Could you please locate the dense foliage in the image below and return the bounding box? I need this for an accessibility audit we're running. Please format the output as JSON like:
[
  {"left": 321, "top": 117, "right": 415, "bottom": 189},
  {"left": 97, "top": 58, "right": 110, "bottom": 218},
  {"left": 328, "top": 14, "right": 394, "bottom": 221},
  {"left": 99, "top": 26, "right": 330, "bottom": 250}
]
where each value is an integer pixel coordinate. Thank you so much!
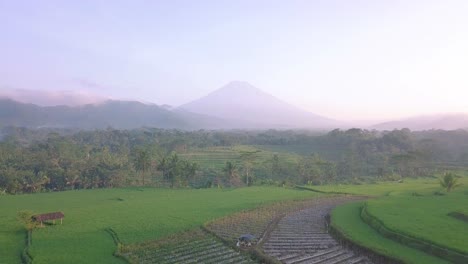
[{"left": 1, "top": 127, "right": 468, "bottom": 194}]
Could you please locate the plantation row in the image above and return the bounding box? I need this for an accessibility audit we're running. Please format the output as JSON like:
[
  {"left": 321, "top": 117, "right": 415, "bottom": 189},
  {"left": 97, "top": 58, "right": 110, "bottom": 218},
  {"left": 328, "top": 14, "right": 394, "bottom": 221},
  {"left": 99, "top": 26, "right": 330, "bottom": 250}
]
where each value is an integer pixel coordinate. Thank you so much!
[
  {"left": 205, "top": 198, "right": 340, "bottom": 245},
  {"left": 122, "top": 231, "right": 255, "bottom": 264},
  {"left": 120, "top": 196, "right": 366, "bottom": 264},
  {"left": 262, "top": 197, "right": 372, "bottom": 264}
]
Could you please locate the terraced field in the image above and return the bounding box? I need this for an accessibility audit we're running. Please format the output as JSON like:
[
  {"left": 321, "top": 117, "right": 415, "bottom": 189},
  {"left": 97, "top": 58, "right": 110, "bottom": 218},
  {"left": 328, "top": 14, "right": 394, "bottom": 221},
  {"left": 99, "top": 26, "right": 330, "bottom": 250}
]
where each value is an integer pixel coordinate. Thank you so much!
[
  {"left": 206, "top": 197, "right": 343, "bottom": 246},
  {"left": 123, "top": 231, "right": 255, "bottom": 264},
  {"left": 179, "top": 145, "right": 300, "bottom": 170},
  {"left": 262, "top": 198, "right": 372, "bottom": 264},
  {"left": 124, "top": 196, "right": 372, "bottom": 264}
]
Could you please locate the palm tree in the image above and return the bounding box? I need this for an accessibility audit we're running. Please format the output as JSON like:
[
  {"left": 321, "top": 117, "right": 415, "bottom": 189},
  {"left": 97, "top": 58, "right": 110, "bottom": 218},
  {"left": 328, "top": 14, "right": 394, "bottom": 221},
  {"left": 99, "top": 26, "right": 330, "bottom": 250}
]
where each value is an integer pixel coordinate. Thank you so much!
[
  {"left": 134, "top": 149, "right": 151, "bottom": 186},
  {"left": 223, "top": 161, "right": 240, "bottom": 186},
  {"left": 440, "top": 172, "right": 462, "bottom": 192}
]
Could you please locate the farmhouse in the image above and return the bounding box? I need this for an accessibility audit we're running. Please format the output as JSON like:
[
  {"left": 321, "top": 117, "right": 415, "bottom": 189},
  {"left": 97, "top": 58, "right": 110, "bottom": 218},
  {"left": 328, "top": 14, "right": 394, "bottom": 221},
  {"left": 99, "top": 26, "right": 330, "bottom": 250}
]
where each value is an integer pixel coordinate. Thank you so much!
[{"left": 33, "top": 212, "right": 64, "bottom": 227}]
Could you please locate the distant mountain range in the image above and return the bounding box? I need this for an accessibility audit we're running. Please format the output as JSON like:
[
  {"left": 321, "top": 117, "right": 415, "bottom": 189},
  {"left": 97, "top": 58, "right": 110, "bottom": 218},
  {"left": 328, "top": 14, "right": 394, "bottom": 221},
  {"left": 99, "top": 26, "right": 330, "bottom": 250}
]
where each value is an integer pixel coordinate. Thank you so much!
[
  {"left": 1, "top": 82, "right": 467, "bottom": 131},
  {"left": 0, "top": 82, "right": 343, "bottom": 130},
  {"left": 0, "top": 98, "right": 234, "bottom": 130}
]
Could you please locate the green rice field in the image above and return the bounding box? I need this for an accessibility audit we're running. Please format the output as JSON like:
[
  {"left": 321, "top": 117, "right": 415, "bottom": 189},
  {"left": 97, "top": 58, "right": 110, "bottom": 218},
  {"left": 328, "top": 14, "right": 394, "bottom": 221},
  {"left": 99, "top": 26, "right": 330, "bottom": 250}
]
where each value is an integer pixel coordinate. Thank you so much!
[{"left": 0, "top": 187, "right": 319, "bottom": 263}]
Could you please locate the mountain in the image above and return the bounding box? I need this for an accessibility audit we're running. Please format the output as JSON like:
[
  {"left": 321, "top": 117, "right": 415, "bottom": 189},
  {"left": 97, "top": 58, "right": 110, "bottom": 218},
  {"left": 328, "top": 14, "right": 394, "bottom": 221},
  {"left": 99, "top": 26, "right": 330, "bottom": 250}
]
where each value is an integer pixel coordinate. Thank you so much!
[
  {"left": 179, "top": 81, "right": 340, "bottom": 129},
  {"left": 372, "top": 113, "right": 468, "bottom": 131},
  {"left": 0, "top": 81, "right": 343, "bottom": 130},
  {"left": 0, "top": 99, "right": 228, "bottom": 130}
]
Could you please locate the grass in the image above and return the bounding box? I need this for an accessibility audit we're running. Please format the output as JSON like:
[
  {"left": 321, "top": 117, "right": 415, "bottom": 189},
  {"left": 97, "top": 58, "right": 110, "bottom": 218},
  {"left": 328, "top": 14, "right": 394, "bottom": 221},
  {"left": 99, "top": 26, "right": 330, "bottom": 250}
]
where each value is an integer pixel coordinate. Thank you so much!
[
  {"left": 179, "top": 145, "right": 301, "bottom": 170},
  {"left": 255, "top": 144, "right": 344, "bottom": 160},
  {"left": 308, "top": 177, "right": 444, "bottom": 196},
  {"left": 0, "top": 186, "right": 320, "bottom": 263},
  {"left": 366, "top": 190, "right": 468, "bottom": 255},
  {"left": 331, "top": 201, "right": 450, "bottom": 264},
  {"left": 325, "top": 175, "right": 468, "bottom": 262}
]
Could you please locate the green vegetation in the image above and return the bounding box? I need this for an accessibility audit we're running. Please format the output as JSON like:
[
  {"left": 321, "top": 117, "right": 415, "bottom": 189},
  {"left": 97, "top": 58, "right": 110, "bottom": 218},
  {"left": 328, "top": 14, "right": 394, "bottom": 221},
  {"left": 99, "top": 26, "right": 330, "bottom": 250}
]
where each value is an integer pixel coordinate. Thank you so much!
[
  {"left": 331, "top": 201, "right": 449, "bottom": 264},
  {"left": 0, "top": 186, "right": 319, "bottom": 263},
  {"left": 326, "top": 175, "right": 468, "bottom": 263},
  {"left": 366, "top": 192, "right": 468, "bottom": 256},
  {"left": 3, "top": 127, "right": 468, "bottom": 194},
  {"left": 439, "top": 172, "right": 462, "bottom": 192},
  {"left": 307, "top": 177, "right": 443, "bottom": 196},
  {"left": 3, "top": 127, "right": 468, "bottom": 263},
  {"left": 122, "top": 230, "right": 256, "bottom": 264},
  {"left": 180, "top": 145, "right": 300, "bottom": 170}
]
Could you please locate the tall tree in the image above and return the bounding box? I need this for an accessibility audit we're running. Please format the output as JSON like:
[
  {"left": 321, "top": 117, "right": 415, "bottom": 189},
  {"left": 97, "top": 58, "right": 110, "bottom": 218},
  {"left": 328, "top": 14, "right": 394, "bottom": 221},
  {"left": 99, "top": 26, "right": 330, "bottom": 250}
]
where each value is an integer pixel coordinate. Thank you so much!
[
  {"left": 270, "top": 154, "right": 281, "bottom": 179},
  {"left": 133, "top": 149, "right": 151, "bottom": 185},
  {"left": 239, "top": 150, "right": 260, "bottom": 186},
  {"left": 223, "top": 161, "right": 240, "bottom": 186}
]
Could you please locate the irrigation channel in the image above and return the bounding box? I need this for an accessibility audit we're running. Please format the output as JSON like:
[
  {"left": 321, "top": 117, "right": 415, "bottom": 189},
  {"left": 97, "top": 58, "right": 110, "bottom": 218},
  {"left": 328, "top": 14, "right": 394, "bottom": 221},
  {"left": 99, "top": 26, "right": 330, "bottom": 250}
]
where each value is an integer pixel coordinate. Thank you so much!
[{"left": 261, "top": 199, "right": 373, "bottom": 264}]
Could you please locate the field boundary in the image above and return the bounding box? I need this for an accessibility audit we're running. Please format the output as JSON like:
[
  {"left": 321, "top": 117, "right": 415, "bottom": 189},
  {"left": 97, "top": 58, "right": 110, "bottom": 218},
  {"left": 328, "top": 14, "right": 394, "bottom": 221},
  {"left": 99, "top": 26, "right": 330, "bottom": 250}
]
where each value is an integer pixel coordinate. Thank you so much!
[
  {"left": 295, "top": 185, "right": 355, "bottom": 195},
  {"left": 105, "top": 228, "right": 132, "bottom": 263},
  {"left": 448, "top": 211, "right": 468, "bottom": 223},
  {"left": 327, "top": 201, "right": 404, "bottom": 264},
  {"left": 202, "top": 218, "right": 282, "bottom": 264},
  {"left": 20, "top": 231, "right": 33, "bottom": 264},
  {"left": 361, "top": 204, "right": 468, "bottom": 264}
]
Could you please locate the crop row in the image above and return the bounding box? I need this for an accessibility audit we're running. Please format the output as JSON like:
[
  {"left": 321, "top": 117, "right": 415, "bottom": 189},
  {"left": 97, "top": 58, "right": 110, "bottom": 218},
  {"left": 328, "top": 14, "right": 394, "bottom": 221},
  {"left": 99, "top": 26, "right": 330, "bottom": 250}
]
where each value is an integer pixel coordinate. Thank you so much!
[
  {"left": 262, "top": 198, "right": 372, "bottom": 264},
  {"left": 206, "top": 196, "right": 356, "bottom": 246},
  {"left": 123, "top": 233, "right": 255, "bottom": 264}
]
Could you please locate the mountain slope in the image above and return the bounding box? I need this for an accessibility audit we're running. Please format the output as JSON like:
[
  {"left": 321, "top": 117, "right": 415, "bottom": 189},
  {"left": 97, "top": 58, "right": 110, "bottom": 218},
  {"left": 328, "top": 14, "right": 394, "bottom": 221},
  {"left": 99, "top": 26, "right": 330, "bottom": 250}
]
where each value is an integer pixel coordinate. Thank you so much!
[
  {"left": 0, "top": 99, "right": 225, "bottom": 130},
  {"left": 0, "top": 88, "right": 106, "bottom": 106},
  {"left": 179, "top": 81, "right": 340, "bottom": 129},
  {"left": 372, "top": 113, "right": 468, "bottom": 131}
]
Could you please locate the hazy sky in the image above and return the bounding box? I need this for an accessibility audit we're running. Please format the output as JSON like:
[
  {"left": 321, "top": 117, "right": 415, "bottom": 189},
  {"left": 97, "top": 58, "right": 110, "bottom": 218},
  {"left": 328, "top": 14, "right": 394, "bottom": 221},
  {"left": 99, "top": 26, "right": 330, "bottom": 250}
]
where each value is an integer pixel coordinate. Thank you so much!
[{"left": 1, "top": 0, "right": 468, "bottom": 121}]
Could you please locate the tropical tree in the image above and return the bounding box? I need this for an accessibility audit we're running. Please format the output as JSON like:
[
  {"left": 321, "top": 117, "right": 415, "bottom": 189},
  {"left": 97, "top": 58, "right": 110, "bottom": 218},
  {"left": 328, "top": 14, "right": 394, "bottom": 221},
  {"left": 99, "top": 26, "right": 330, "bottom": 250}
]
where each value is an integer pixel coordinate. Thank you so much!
[
  {"left": 270, "top": 154, "right": 281, "bottom": 178},
  {"left": 180, "top": 160, "right": 198, "bottom": 187},
  {"left": 440, "top": 172, "right": 462, "bottom": 192},
  {"left": 157, "top": 153, "right": 181, "bottom": 187},
  {"left": 239, "top": 150, "right": 261, "bottom": 186},
  {"left": 133, "top": 149, "right": 151, "bottom": 185},
  {"left": 223, "top": 161, "right": 241, "bottom": 186}
]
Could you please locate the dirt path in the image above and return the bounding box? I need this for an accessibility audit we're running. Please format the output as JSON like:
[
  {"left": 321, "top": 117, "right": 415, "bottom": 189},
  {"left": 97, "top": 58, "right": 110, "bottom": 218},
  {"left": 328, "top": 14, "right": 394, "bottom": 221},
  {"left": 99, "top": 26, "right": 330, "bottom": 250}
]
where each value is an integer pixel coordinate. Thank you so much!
[{"left": 261, "top": 197, "right": 372, "bottom": 264}]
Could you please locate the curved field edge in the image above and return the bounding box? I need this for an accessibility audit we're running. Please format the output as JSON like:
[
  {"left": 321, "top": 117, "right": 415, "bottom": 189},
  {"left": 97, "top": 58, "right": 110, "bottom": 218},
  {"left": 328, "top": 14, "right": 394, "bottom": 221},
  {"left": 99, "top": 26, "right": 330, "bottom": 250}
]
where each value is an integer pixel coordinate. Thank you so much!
[
  {"left": 203, "top": 197, "right": 359, "bottom": 264},
  {"left": 365, "top": 194, "right": 468, "bottom": 257},
  {"left": 448, "top": 211, "right": 468, "bottom": 223},
  {"left": 0, "top": 187, "right": 322, "bottom": 264},
  {"left": 295, "top": 178, "right": 442, "bottom": 197},
  {"left": 118, "top": 196, "right": 357, "bottom": 264},
  {"left": 330, "top": 201, "right": 450, "bottom": 264},
  {"left": 361, "top": 204, "right": 468, "bottom": 263}
]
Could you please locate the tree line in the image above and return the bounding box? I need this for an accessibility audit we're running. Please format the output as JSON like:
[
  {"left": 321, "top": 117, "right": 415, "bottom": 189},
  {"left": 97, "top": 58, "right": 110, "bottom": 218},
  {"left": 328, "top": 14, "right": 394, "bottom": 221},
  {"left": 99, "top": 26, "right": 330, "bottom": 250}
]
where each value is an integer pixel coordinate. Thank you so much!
[{"left": 1, "top": 127, "right": 468, "bottom": 194}]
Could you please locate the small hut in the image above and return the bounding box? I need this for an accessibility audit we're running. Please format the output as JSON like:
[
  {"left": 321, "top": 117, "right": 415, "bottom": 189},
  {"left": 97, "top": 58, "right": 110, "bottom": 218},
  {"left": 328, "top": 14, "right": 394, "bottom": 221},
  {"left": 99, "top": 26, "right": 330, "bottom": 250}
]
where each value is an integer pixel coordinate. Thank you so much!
[{"left": 33, "top": 212, "right": 64, "bottom": 227}]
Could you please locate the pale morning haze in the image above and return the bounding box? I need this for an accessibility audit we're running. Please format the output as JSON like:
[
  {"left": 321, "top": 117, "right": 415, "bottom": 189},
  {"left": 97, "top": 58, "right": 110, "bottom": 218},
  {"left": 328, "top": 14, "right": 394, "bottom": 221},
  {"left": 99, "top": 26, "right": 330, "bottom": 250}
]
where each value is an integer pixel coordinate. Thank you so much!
[{"left": 1, "top": 0, "right": 468, "bottom": 121}]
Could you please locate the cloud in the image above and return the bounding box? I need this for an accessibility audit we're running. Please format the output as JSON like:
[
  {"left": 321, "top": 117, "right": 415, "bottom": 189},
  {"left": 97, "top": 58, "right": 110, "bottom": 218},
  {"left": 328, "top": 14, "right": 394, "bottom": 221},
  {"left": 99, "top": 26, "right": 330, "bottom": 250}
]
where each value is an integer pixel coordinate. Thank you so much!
[{"left": 0, "top": 87, "right": 108, "bottom": 106}]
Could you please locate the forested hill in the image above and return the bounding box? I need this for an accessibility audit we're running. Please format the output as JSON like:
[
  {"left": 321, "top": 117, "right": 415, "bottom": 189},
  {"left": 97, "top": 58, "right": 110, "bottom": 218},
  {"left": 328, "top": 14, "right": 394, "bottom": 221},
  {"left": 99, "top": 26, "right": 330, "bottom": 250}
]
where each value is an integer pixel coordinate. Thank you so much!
[{"left": 0, "top": 98, "right": 228, "bottom": 130}]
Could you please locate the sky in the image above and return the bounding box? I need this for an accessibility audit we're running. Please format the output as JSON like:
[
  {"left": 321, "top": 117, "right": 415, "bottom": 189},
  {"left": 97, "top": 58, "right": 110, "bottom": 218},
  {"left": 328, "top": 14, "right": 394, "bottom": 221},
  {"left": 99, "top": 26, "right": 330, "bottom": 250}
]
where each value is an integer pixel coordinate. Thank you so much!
[{"left": 1, "top": 0, "right": 468, "bottom": 121}]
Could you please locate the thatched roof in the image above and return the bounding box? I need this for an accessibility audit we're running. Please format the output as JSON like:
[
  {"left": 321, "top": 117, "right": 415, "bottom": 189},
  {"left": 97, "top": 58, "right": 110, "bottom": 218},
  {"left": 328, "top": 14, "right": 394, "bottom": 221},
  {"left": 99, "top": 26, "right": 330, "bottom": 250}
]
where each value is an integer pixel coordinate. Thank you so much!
[{"left": 33, "top": 212, "right": 64, "bottom": 222}]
